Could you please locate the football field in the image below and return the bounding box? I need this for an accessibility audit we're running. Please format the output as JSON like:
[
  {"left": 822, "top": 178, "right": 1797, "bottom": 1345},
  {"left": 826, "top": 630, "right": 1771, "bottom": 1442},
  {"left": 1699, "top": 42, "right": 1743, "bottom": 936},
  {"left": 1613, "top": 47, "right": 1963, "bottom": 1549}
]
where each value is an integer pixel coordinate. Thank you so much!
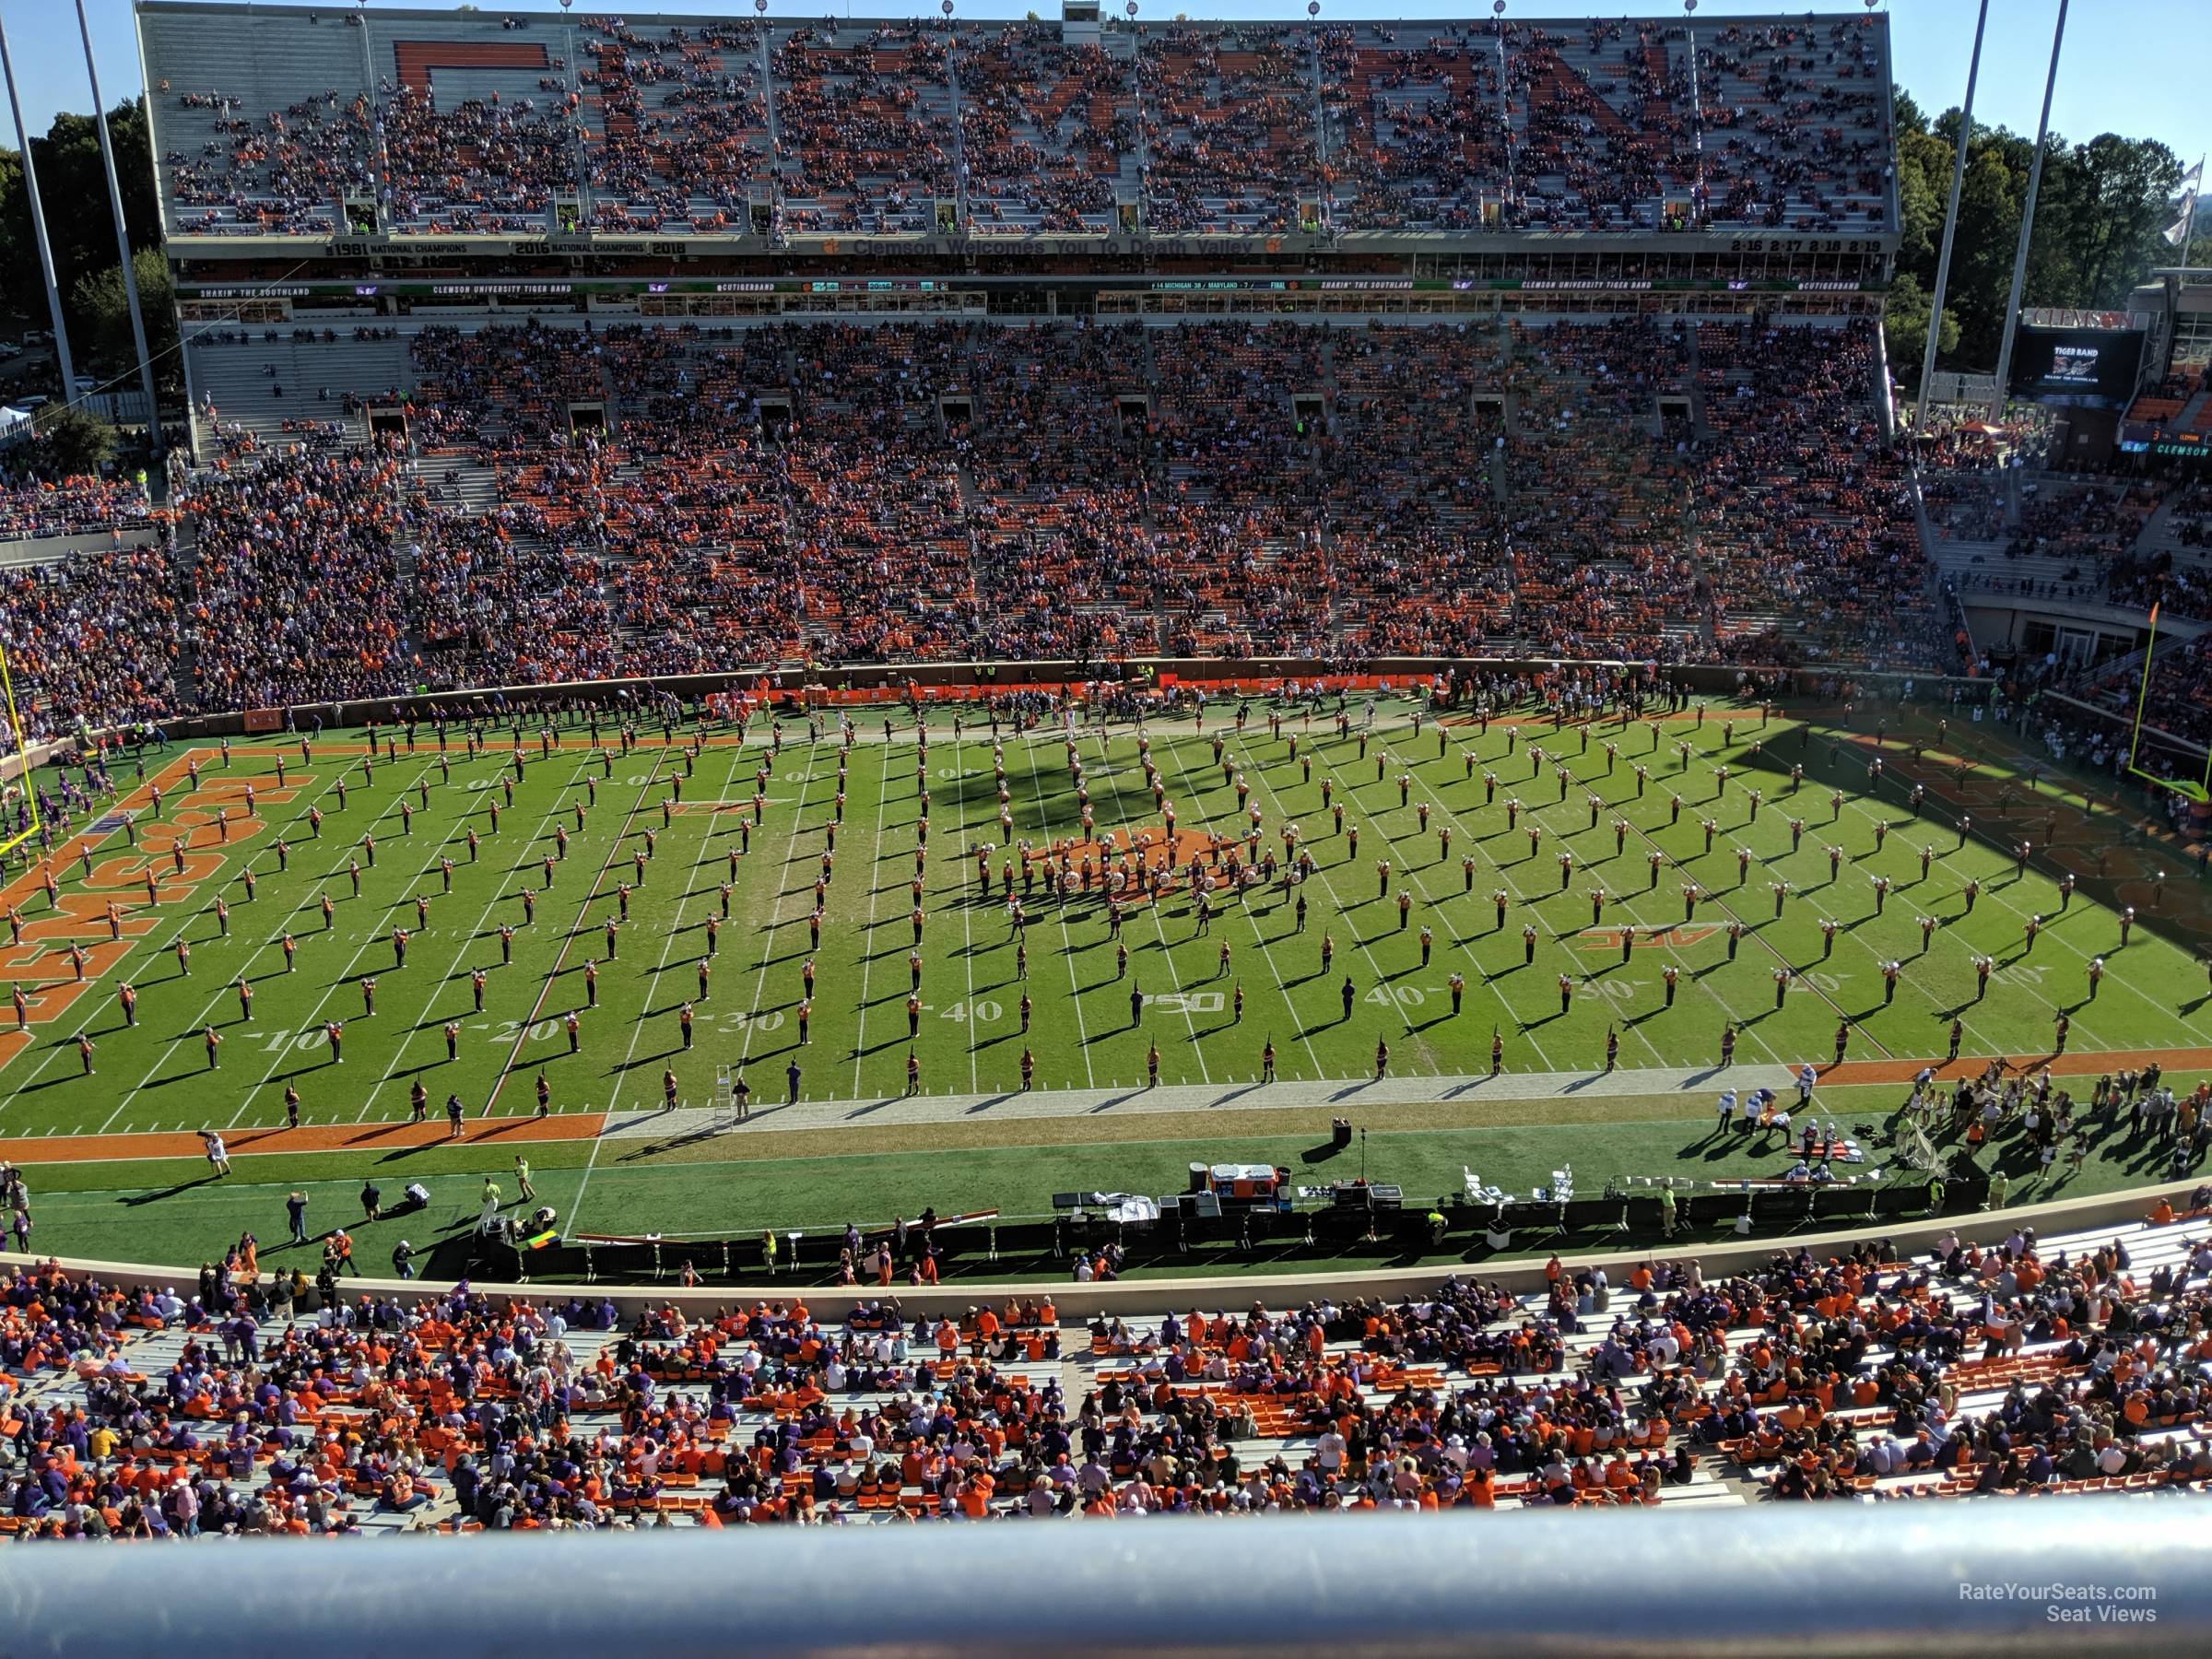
[
  {"left": 4, "top": 691, "right": 2212, "bottom": 1270},
  {"left": 3, "top": 697, "right": 2209, "bottom": 1137}
]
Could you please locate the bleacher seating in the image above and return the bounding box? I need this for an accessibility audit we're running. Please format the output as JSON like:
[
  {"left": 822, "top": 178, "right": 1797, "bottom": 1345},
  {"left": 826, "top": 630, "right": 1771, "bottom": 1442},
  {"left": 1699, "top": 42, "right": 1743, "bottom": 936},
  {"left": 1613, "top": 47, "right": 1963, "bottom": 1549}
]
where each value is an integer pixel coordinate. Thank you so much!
[
  {"left": 137, "top": 6, "right": 1894, "bottom": 241},
  {"left": 6, "top": 1180, "right": 2208, "bottom": 1533},
  {"left": 0, "top": 311, "right": 1937, "bottom": 725}
]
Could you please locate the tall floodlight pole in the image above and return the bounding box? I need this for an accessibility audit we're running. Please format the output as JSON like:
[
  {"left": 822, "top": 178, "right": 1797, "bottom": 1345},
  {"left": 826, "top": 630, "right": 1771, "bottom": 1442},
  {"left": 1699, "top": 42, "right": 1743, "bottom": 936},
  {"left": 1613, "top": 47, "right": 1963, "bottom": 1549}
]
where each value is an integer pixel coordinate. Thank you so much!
[
  {"left": 75, "top": 0, "right": 159, "bottom": 425},
  {"left": 1990, "top": 0, "right": 2067, "bottom": 418},
  {"left": 1909, "top": 0, "right": 1989, "bottom": 437},
  {"left": 1127, "top": 2, "right": 1148, "bottom": 231},
  {"left": 1494, "top": 2, "right": 1513, "bottom": 214},
  {"left": 0, "top": 3, "right": 77, "bottom": 400},
  {"left": 1308, "top": 1, "right": 1326, "bottom": 232},
  {"left": 944, "top": 0, "right": 964, "bottom": 235},
  {"left": 1685, "top": 0, "right": 1705, "bottom": 226}
]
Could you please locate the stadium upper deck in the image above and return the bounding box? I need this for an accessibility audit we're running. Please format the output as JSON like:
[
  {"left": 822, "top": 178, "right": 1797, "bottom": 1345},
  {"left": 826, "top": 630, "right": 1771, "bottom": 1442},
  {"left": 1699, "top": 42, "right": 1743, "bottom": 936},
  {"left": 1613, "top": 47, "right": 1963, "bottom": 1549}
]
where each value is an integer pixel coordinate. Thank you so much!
[{"left": 137, "top": 3, "right": 1897, "bottom": 256}]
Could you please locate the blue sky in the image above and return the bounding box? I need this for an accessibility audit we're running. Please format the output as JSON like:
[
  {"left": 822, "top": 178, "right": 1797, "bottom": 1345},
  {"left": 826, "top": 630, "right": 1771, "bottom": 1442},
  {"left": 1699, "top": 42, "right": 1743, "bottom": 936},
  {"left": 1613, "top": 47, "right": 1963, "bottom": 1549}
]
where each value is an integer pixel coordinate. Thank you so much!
[{"left": 4, "top": 0, "right": 2207, "bottom": 170}]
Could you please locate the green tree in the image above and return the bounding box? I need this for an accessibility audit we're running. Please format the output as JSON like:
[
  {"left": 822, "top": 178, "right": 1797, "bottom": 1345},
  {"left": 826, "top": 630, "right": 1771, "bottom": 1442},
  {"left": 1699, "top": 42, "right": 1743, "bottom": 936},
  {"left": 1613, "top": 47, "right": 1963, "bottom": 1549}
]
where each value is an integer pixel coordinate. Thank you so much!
[
  {"left": 31, "top": 403, "right": 115, "bottom": 475},
  {"left": 1946, "top": 140, "right": 2028, "bottom": 367},
  {"left": 71, "top": 248, "right": 177, "bottom": 391},
  {"left": 23, "top": 103, "right": 161, "bottom": 301},
  {"left": 2056, "top": 135, "right": 2183, "bottom": 308},
  {"left": 1885, "top": 92, "right": 2187, "bottom": 373},
  {"left": 0, "top": 100, "right": 160, "bottom": 349},
  {"left": 1884, "top": 271, "right": 1959, "bottom": 390},
  {"left": 1890, "top": 90, "right": 1949, "bottom": 279}
]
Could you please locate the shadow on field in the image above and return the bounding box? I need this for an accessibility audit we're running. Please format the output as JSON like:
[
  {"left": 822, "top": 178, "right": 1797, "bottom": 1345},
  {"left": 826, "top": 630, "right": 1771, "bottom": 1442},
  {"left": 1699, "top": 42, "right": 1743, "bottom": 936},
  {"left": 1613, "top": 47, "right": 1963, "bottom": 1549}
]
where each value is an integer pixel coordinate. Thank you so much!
[{"left": 121, "top": 1174, "right": 221, "bottom": 1206}]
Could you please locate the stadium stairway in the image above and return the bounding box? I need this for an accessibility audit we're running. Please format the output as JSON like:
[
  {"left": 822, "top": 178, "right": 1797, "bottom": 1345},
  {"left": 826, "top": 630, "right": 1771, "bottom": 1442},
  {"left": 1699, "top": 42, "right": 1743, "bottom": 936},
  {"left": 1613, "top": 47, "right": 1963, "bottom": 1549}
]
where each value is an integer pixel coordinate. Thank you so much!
[
  {"left": 169, "top": 517, "right": 205, "bottom": 700},
  {"left": 1681, "top": 323, "right": 1713, "bottom": 447},
  {"left": 2131, "top": 487, "right": 2212, "bottom": 575},
  {"left": 189, "top": 333, "right": 415, "bottom": 451}
]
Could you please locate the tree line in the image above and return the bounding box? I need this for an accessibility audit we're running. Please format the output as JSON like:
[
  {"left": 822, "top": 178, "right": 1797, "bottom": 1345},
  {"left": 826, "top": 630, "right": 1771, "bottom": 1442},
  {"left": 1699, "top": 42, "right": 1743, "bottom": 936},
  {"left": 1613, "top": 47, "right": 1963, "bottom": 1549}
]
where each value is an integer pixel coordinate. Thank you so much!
[
  {"left": 0, "top": 98, "right": 174, "bottom": 406},
  {"left": 1888, "top": 88, "right": 2206, "bottom": 392}
]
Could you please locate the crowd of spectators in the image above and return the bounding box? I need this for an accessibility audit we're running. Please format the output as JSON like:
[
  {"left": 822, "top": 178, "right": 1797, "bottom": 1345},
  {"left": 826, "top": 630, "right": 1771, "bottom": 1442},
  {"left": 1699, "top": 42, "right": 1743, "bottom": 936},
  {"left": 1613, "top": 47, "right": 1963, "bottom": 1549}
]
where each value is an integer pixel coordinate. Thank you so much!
[
  {"left": 583, "top": 18, "right": 770, "bottom": 234},
  {"left": 2160, "top": 482, "right": 2212, "bottom": 555},
  {"left": 0, "top": 547, "right": 182, "bottom": 741},
  {"left": 956, "top": 23, "right": 1127, "bottom": 234},
  {"left": 963, "top": 322, "right": 1156, "bottom": 662},
  {"left": 180, "top": 442, "right": 417, "bottom": 710},
  {"left": 0, "top": 458, "right": 157, "bottom": 547},
  {"left": 4, "top": 1182, "right": 2208, "bottom": 1535},
  {"left": 772, "top": 23, "right": 957, "bottom": 236},
  {"left": 1499, "top": 316, "right": 1696, "bottom": 661},
  {"left": 1912, "top": 434, "right": 2205, "bottom": 620},
  {"left": 142, "top": 10, "right": 1892, "bottom": 241},
  {"left": 1692, "top": 319, "right": 1933, "bottom": 671},
  {"left": 0, "top": 313, "right": 1951, "bottom": 719},
  {"left": 1322, "top": 323, "right": 1510, "bottom": 654}
]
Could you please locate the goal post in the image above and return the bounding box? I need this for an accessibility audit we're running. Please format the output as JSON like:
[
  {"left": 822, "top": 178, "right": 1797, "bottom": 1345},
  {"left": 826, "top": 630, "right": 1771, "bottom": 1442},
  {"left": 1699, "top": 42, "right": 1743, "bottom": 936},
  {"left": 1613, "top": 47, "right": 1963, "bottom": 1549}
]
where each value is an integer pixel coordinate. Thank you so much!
[
  {"left": 0, "top": 635, "right": 42, "bottom": 860},
  {"left": 2125, "top": 603, "right": 2212, "bottom": 804}
]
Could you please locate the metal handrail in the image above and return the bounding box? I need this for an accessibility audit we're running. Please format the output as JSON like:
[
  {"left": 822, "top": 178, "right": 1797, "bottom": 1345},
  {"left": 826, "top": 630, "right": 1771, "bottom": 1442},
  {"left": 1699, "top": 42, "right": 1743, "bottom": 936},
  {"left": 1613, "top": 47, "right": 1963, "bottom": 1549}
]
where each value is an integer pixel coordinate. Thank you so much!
[{"left": 1, "top": 1501, "right": 2204, "bottom": 1655}]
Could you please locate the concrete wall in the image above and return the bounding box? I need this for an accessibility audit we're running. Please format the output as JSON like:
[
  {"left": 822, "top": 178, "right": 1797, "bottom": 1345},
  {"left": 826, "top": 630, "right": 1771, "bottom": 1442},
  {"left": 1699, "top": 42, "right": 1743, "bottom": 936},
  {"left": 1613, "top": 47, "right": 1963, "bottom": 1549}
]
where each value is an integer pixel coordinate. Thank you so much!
[
  {"left": 0, "top": 525, "right": 160, "bottom": 570},
  {"left": 6, "top": 1171, "right": 2196, "bottom": 1325}
]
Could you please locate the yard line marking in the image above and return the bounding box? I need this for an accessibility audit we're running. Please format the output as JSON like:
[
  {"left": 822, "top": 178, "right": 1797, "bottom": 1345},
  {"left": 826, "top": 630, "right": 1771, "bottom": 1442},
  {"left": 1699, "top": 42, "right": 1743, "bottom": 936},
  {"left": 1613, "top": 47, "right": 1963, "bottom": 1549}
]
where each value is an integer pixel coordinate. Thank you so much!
[
  {"left": 76, "top": 757, "right": 433, "bottom": 1134},
  {"left": 191, "top": 762, "right": 453, "bottom": 1131},
  {"left": 1653, "top": 720, "right": 2120, "bottom": 1059},
  {"left": 1326, "top": 727, "right": 1600, "bottom": 1065},
  {"left": 1074, "top": 724, "right": 1210, "bottom": 1084},
  {"left": 486, "top": 742, "right": 705, "bottom": 1116},
  {"left": 947, "top": 726, "right": 982, "bottom": 1094},
  {"left": 848, "top": 730, "right": 897, "bottom": 1098},
  {"left": 1149, "top": 722, "right": 1318, "bottom": 1080},
  {"left": 600, "top": 736, "right": 749, "bottom": 1112},
  {"left": 357, "top": 758, "right": 601, "bottom": 1115},
  {"left": 1477, "top": 755, "right": 1787, "bottom": 1072},
  {"left": 735, "top": 734, "right": 820, "bottom": 1091},
  {"left": 562, "top": 1123, "right": 610, "bottom": 1240},
  {"left": 1237, "top": 716, "right": 1558, "bottom": 1072},
  {"left": 1014, "top": 728, "right": 1098, "bottom": 1088},
  {"left": 1808, "top": 729, "right": 2194, "bottom": 1040},
  {"left": 1376, "top": 712, "right": 1792, "bottom": 1073}
]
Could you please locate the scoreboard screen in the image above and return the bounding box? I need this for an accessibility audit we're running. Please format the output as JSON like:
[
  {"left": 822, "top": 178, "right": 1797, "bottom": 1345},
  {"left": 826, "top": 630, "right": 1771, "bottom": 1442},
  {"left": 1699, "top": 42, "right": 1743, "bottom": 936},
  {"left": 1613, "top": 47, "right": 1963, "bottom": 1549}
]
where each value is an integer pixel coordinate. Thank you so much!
[{"left": 2006, "top": 326, "right": 2146, "bottom": 409}]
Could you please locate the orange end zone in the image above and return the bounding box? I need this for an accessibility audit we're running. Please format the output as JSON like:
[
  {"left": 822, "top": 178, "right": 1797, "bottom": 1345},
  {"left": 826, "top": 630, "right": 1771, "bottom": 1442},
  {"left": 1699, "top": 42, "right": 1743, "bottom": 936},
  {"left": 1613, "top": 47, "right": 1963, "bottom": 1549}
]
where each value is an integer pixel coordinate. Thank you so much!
[{"left": 0, "top": 1111, "right": 606, "bottom": 1167}]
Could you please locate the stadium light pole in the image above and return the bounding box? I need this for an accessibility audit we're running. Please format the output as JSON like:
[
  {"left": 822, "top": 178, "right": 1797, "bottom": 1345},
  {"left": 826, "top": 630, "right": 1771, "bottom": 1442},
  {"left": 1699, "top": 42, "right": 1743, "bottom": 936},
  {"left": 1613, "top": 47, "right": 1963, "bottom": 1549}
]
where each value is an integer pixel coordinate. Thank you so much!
[
  {"left": 943, "top": 0, "right": 964, "bottom": 236},
  {"left": 1908, "top": 0, "right": 1988, "bottom": 438},
  {"left": 1127, "top": 2, "right": 1148, "bottom": 231},
  {"left": 1308, "top": 1, "right": 1326, "bottom": 234},
  {"left": 74, "top": 0, "right": 159, "bottom": 427},
  {"left": 1989, "top": 0, "right": 2067, "bottom": 421},
  {"left": 1684, "top": 0, "right": 1705, "bottom": 227},
  {"left": 1494, "top": 1, "right": 1513, "bottom": 215},
  {"left": 0, "top": 2, "right": 76, "bottom": 401}
]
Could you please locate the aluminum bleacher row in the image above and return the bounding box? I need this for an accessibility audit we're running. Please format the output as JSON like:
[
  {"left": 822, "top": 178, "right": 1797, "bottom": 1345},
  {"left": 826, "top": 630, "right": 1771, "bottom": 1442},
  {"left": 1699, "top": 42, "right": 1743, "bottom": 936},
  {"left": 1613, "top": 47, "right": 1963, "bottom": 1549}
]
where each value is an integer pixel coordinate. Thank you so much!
[
  {"left": 137, "top": 4, "right": 1895, "bottom": 240},
  {"left": 4, "top": 1197, "right": 2207, "bottom": 1535}
]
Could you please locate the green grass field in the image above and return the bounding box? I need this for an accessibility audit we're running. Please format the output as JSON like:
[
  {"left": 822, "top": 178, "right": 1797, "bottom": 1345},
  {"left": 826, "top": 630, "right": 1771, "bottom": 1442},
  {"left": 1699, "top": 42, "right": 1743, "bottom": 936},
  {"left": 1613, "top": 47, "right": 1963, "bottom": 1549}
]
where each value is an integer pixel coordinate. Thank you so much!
[{"left": 6, "top": 692, "right": 2210, "bottom": 1271}]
